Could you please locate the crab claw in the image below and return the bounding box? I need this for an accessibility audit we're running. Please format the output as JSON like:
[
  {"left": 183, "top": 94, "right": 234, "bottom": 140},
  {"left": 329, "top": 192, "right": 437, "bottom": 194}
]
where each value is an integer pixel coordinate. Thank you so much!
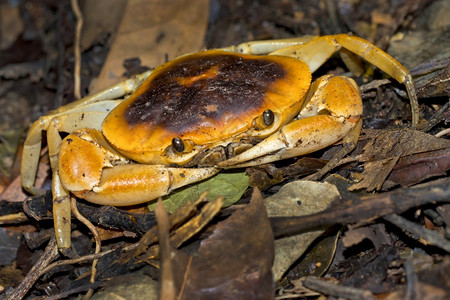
[
  {"left": 218, "top": 75, "right": 362, "bottom": 168},
  {"left": 74, "top": 164, "right": 219, "bottom": 206},
  {"left": 58, "top": 130, "right": 219, "bottom": 206}
]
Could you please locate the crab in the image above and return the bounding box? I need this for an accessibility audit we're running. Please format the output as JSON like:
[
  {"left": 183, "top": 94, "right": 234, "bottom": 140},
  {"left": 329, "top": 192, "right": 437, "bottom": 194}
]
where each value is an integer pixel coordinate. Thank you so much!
[{"left": 21, "top": 34, "right": 419, "bottom": 249}]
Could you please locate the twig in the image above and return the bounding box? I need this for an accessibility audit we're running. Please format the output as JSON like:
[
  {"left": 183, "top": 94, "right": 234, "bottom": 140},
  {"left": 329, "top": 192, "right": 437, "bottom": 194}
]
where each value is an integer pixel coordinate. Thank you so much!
[
  {"left": 38, "top": 248, "right": 115, "bottom": 277},
  {"left": 383, "top": 213, "right": 450, "bottom": 252},
  {"left": 405, "top": 260, "right": 419, "bottom": 300},
  {"left": 71, "top": 0, "right": 83, "bottom": 99},
  {"left": 435, "top": 128, "right": 450, "bottom": 138},
  {"left": 270, "top": 177, "right": 450, "bottom": 237},
  {"left": 70, "top": 197, "right": 101, "bottom": 299},
  {"left": 419, "top": 101, "right": 450, "bottom": 133},
  {"left": 301, "top": 276, "right": 376, "bottom": 300},
  {"left": 7, "top": 235, "right": 59, "bottom": 300},
  {"left": 0, "top": 212, "right": 28, "bottom": 224}
]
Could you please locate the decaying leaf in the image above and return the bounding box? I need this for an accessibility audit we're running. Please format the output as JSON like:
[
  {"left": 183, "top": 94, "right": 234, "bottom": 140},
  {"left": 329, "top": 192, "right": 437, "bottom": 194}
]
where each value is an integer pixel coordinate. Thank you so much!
[
  {"left": 342, "top": 223, "right": 391, "bottom": 251},
  {"left": 247, "top": 158, "right": 326, "bottom": 190},
  {"left": 157, "top": 189, "right": 274, "bottom": 300},
  {"left": 264, "top": 180, "right": 340, "bottom": 281},
  {"left": 148, "top": 171, "right": 249, "bottom": 213},
  {"left": 90, "top": 268, "right": 159, "bottom": 300},
  {"left": 384, "top": 148, "right": 450, "bottom": 188},
  {"left": 350, "top": 129, "right": 450, "bottom": 191},
  {"left": 79, "top": 0, "right": 127, "bottom": 51},
  {"left": 288, "top": 226, "right": 341, "bottom": 278},
  {"left": 92, "top": 0, "right": 209, "bottom": 92},
  {"left": 1, "top": 162, "right": 49, "bottom": 203},
  {"left": 350, "top": 156, "right": 400, "bottom": 191},
  {"left": 142, "top": 196, "right": 224, "bottom": 263}
]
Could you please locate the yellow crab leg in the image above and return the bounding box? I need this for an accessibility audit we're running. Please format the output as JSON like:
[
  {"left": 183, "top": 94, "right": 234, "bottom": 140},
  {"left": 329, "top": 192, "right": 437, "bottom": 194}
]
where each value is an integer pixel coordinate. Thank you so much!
[
  {"left": 222, "top": 34, "right": 418, "bottom": 127},
  {"left": 52, "top": 71, "right": 151, "bottom": 113},
  {"left": 21, "top": 70, "right": 152, "bottom": 195},
  {"left": 21, "top": 101, "right": 120, "bottom": 195},
  {"left": 219, "top": 36, "right": 317, "bottom": 54},
  {"left": 218, "top": 75, "right": 363, "bottom": 168},
  {"left": 270, "top": 34, "right": 419, "bottom": 126}
]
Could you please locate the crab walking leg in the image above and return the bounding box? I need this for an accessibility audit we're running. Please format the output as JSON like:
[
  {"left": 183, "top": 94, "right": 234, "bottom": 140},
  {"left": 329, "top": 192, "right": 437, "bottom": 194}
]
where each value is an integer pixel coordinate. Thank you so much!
[
  {"left": 219, "top": 36, "right": 317, "bottom": 54},
  {"left": 218, "top": 75, "right": 363, "bottom": 168},
  {"left": 52, "top": 70, "right": 151, "bottom": 113},
  {"left": 47, "top": 119, "right": 72, "bottom": 248},
  {"left": 270, "top": 34, "right": 419, "bottom": 126},
  {"left": 21, "top": 68, "right": 151, "bottom": 194},
  {"left": 45, "top": 117, "right": 122, "bottom": 249},
  {"left": 21, "top": 101, "right": 120, "bottom": 195}
]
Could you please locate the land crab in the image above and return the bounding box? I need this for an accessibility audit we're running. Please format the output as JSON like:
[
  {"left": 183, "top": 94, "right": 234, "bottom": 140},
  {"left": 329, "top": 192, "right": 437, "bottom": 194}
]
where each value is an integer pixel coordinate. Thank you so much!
[{"left": 21, "top": 34, "right": 419, "bottom": 249}]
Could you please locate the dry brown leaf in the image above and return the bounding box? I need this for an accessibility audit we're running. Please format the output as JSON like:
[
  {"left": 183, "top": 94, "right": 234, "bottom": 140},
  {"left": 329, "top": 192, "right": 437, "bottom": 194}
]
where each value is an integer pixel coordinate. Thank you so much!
[
  {"left": 0, "top": 162, "right": 49, "bottom": 202},
  {"left": 91, "top": 0, "right": 209, "bottom": 92},
  {"left": 80, "top": 0, "right": 127, "bottom": 51},
  {"left": 0, "top": 3, "right": 24, "bottom": 50},
  {"left": 349, "top": 156, "right": 399, "bottom": 191},
  {"left": 157, "top": 189, "right": 275, "bottom": 300},
  {"left": 384, "top": 148, "right": 450, "bottom": 188},
  {"left": 342, "top": 224, "right": 391, "bottom": 251},
  {"left": 350, "top": 129, "right": 450, "bottom": 191},
  {"left": 90, "top": 268, "right": 159, "bottom": 300},
  {"left": 357, "top": 129, "right": 450, "bottom": 161}
]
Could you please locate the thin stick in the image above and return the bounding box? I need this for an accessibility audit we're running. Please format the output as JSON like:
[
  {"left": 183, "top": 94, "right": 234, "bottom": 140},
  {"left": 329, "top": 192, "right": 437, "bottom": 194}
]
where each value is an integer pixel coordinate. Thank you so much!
[
  {"left": 8, "top": 235, "right": 59, "bottom": 300},
  {"left": 38, "top": 248, "right": 115, "bottom": 277},
  {"left": 384, "top": 213, "right": 450, "bottom": 252},
  {"left": 301, "top": 276, "right": 376, "bottom": 300},
  {"left": 71, "top": 0, "right": 83, "bottom": 99},
  {"left": 71, "top": 197, "right": 101, "bottom": 299}
]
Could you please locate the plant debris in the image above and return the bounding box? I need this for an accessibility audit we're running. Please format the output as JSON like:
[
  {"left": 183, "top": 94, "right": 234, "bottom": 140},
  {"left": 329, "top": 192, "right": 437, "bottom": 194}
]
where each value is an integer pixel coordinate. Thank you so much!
[{"left": 0, "top": 0, "right": 448, "bottom": 299}]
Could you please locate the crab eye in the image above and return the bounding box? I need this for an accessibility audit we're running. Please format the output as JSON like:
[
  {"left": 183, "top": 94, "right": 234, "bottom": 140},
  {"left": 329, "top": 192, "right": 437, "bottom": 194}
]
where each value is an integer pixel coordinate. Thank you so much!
[
  {"left": 172, "top": 137, "right": 185, "bottom": 153},
  {"left": 263, "top": 109, "right": 274, "bottom": 126}
]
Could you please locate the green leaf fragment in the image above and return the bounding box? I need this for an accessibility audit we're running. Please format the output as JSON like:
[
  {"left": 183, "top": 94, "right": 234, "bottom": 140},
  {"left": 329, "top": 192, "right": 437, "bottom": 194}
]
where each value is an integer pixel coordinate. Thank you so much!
[{"left": 147, "top": 171, "right": 249, "bottom": 213}]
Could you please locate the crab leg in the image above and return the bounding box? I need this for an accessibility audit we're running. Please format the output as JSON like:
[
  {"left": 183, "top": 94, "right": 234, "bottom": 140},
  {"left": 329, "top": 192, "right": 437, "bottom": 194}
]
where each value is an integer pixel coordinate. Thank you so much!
[
  {"left": 272, "top": 34, "right": 418, "bottom": 127},
  {"left": 21, "top": 101, "right": 120, "bottom": 195},
  {"left": 53, "top": 70, "right": 151, "bottom": 113},
  {"left": 224, "top": 34, "right": 419, "bottom": 127},
  {"left": 220, "top": 36, "right": 316, "bottom": 54},
  {"left": 21, "top": 71, "right": 152, "bottom": 195},
  {"left": 218, "top": 75, "right": 363, "bottom": 168},
  {"left": 50, "top": 129, "right": 218, "bottom": 248}
]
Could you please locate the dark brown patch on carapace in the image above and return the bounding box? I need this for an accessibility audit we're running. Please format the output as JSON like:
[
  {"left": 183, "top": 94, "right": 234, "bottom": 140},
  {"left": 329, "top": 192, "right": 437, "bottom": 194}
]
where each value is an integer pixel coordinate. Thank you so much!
[{"left": 125, "top": 51, "right": 287, "bottom": 132}]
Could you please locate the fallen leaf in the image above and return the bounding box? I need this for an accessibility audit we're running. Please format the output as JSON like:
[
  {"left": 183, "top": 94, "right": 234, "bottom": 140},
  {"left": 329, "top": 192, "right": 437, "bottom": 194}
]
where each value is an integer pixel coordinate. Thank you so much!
[
  {"left": 148, "top": 171, "right": 249, "bottom": 213},
  {"left": 349, "top": 156, "right": 399, "bottom": 191},
  {"left": 350, "top": 129, "right": 450, "bottom": 191},
  {"left": 143, "top": 196, "right": 224, "bottom": 262},
  {"left": 91, "top": 0, "right": 209, "bottom": 92},
  {"left": 288, "top": 227, "right": 341, "bottom": 278},
  {"left": 357, "top": 129, "right": 450, "bottom": 161},
  {"left": 384, "top": 148, "right": 450, "bottom": 188},
  {"left": 90, "top": 268, "right": 159, "bottom": 300},
  {"left": 157, "top": 189, "right": 275, "bottom": 300},
  {"left": 0, "top": 3, "right": 24, "bottom": 50},
  {"left": 342, "top": 223, "right": 391, "bottom": 251},
  {"left": 0, "top": 162, "right": 49, "bottom": 203},
  {"left": 0, "top": 227, "right": 22, "bottom": 266},
  {"left": 264, "top": 180, "right": 339, "bottom": 281},
  {"left": 80, "top": 0, "right": 127, "bottom": 51}
]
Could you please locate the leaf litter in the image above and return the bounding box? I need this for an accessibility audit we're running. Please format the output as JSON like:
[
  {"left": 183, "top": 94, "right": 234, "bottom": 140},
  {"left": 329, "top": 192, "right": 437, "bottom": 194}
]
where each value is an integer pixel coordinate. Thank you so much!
[{"left": 0, "top": 0, "right": 449, "bottom": 299}]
